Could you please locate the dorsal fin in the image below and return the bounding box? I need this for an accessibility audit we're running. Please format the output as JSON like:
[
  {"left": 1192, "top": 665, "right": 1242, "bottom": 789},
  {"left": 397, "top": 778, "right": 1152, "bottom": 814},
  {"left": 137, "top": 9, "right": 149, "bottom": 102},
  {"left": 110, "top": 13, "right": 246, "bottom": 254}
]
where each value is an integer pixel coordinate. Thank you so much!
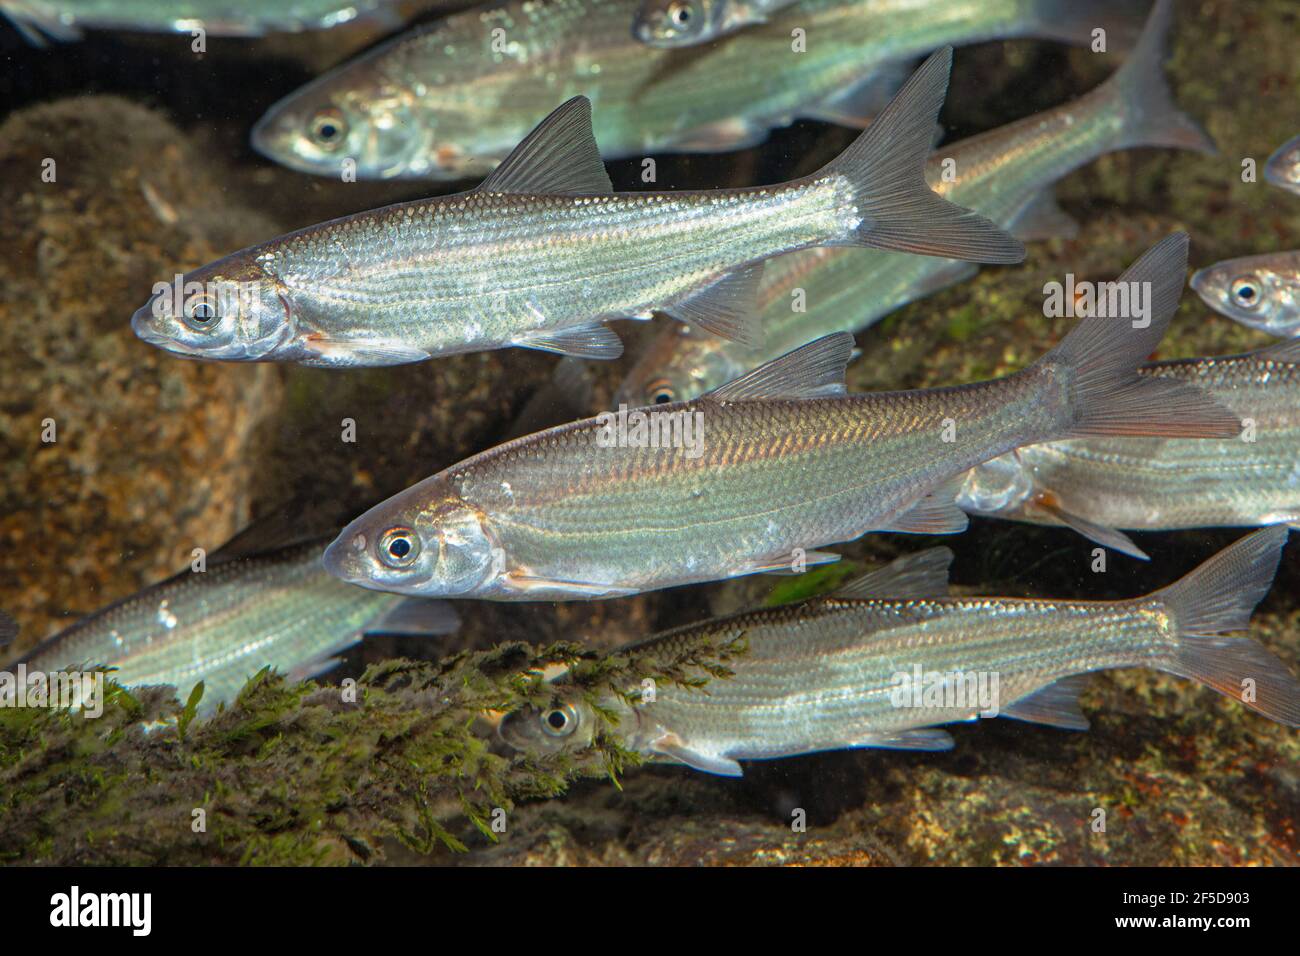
[
  {"left": 478, "top": 96, "right": 614, "bottom": 196},
  {"left": 1257, "top": 338, "right": 1300, "bottom": 363},
  {"left": 208, "top": 510, "right": 323, "bottom": 565},
  {"left": 833, "top": 547, "right": 953, "bottom": 599},
  {"left": 705, "top": 332, "right": 854, "bottom": 402}
]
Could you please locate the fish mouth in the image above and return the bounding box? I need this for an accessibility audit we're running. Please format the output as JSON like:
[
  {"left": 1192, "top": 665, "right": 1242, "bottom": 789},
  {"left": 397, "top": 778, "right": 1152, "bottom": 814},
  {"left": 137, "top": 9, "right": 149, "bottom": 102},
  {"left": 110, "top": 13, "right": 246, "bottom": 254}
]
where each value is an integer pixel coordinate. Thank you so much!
[
  {"left": 131, "top": 304, "right": 204, "bottom": 360},
  {"left": 131, "top": 304, "right": 174, "bottom": 349}
]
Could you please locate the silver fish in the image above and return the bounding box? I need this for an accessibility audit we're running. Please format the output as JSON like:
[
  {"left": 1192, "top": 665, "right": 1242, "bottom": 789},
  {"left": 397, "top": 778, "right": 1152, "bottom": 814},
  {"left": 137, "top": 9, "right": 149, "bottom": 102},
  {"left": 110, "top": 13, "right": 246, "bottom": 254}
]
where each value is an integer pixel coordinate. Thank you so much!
[
  {"left": 618, "top": 0, "right": 1214, "bottom": 406},
  {"left": 632, "top": 0, "right": 796, "bottom": 47},
  {"left": 132, "top": 52, "right": 1023, "bottom": 367},
  {"left": 322, "top": 235, "right": 1238, "bottom": 602},
  {"left": 1190, "top": 251, "right": 1300, "bottom": 337},
  {"left": 1, "top": 0, "right": 400, "bottom": 41},
  {"left": 2, "top": 538, "right": 458, "bottom": 715},
  {"left": 1264, "top": 133, "right": 1300, "bottom": 195},
  {"left": 499, "top": 530, "right": 1300, "bottom": 776},
  {"left": 251, "top": 0, "right": 1140, "bottom": 181},
  {"left": 958, "top": 339, "right": 1300, "bottom": 560}
]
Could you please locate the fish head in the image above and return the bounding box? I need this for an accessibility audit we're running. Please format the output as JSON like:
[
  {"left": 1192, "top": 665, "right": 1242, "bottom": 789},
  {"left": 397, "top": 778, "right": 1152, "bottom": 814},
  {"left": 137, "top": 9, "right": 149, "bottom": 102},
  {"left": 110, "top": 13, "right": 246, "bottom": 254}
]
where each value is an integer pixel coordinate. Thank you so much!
[
  {"left": 252, "top": 62, "right": 443, "bottom": 180},
  {"left": 1190, "top": 254, "right": 1300, "bottom": 336},
  {"left": 955, "top": 452, "right": 1035, "bottom": 518},
  {"left": 614, "top": 323, "right": 746, "bottom": 408},
  {"left": 323, "top": 479, "right": 498, "bottom": 597},
  {"left": 131, "top": 254, "right": 293, "bottom": 361},
  {"left": 498, "top": 692, "right": 600, "bottom": 755},
  {"left": 632, "top": 0, "right": 722, "bottom": 47},
  {"left": 1265, "top": 136, "right": 1300, "bottom": 194}
]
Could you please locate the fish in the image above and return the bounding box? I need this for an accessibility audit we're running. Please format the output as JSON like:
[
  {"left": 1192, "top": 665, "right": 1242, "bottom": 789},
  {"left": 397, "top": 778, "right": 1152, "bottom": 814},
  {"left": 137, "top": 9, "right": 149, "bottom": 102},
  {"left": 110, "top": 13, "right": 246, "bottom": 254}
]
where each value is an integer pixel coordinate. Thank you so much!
[
  {"left": 498, "top": 529, "right": 1300, "bottom": 776},
  {"left": 632, "top": 0, "right": 797, "bottom": 48},
  {"left": 250, "top": 0, "right": 1142, "bottom": 182},
  {"left": 322, "top": 234, "right": 1239, "bottom": 602},
  {"left": 132, "top": 51, "right": 1024, "bottom": 368},
  {"left": 0, "top": 0, "right": 402, "bottom": 42},
  {"left": 618, "top": 0, "right": 1215, "bottom": 406},
  {"left": 1, "top": 533, "right": 459, "bottom": 715},
  {"left": 1264, "top": 133, "right": 1300, "bottom": 195},
  {"left": 958, "top": 339, "right": 1300, "bottom": 560},
  {"left": 1190, "top": 251, "right": 1300, "bottom": 337}
]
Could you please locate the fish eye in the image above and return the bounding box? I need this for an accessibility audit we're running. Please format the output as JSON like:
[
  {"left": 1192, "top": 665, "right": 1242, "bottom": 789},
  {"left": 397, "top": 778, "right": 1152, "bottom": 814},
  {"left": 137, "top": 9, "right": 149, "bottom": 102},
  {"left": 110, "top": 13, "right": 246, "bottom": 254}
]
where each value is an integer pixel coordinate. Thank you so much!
[
  {"left": 183, "top": 293, "right": 220, "bottom": 331},
  {"left": 541, "top": 703, "right": 578, "bottom": 737},
  {"left": 647, "top": 378, "right": 676, "bottom": 405},
  {"left": 1231, "top": 275, "right": 1262, "bottom": 309},
  {"left": 667, "top": 0, "right": 692, "bottom": 27},
  {"left": 309, "top": 108, "right": 348, "bottom": 150},
  {"left": 378, "top": 527, "right": 420, "bottom": 568}
]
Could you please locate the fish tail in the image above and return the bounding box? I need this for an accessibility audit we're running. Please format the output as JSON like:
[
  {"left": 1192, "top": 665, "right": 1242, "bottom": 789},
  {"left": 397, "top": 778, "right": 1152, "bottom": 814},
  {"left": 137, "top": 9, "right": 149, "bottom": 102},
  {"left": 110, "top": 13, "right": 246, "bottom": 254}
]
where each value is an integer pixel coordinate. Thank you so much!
[
  {"left": 1037, "top": 233, "right": 1239, "bottom": 439},
  {"left": 818, "top": 48, "right": 1025, "bottom": 265},
  {"left": 1152, "top": 526, "right": 1300, "bottom": 727},
  {"left": 1097, "top": 0, "right": 1217, "bottom": 155}
]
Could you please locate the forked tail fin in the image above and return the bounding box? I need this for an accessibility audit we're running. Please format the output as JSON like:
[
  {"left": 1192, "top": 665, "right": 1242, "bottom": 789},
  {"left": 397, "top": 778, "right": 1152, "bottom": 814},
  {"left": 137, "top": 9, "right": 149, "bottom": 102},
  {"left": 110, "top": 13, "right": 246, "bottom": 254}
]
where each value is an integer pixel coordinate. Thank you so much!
[
  {"left": 1153, "top": 526, "right": 1300, "bottom": 727},
  {"left": 818, "top": 48, "right": 1026, "bottom": 264}
]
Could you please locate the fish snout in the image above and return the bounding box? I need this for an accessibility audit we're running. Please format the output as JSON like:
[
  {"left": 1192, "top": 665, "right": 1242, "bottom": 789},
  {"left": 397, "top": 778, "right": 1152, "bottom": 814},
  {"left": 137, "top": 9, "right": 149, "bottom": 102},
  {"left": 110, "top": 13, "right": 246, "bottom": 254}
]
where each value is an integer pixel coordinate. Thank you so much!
[{"left": 321, "top": 529, "right": 368, "bottom": 584}]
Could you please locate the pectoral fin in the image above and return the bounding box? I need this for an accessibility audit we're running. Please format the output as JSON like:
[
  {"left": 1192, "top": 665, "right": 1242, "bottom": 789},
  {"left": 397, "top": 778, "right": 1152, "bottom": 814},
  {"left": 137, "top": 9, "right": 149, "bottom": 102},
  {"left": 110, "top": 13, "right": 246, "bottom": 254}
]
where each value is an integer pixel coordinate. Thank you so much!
[
  {"left": 300, "top": 336, "right": 431, "bottom": 367},
  {"left": 650, "top": 732, "right": 744, "bottom": 777},
  {"left": 502, "top": 572, "right": 639, "bottom": 600},
  {"left": 849, "top": 728, "right": 956, "bottom": 751}
]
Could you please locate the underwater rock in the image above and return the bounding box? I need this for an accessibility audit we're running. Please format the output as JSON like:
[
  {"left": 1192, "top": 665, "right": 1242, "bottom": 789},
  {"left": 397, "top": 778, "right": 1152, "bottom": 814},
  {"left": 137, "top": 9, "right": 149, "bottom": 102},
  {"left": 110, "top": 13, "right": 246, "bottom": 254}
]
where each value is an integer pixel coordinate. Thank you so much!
[{"left": 0, "top": 95, "right": 281, "bottom": 648}]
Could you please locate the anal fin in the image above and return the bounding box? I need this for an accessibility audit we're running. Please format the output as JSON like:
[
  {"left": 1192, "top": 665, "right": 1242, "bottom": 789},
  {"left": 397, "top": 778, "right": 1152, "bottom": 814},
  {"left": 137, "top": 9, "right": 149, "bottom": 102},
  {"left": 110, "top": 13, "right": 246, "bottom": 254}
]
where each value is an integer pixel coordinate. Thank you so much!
[
  {"left": 1006, "top": 188, "right": 1080, "bottom": 242},
  {"left": 517, "top": 323, "right": 624, "bottom": 360},
  {"left": 1001, "top": 675, "right": 1091, "bottom": 730},
  {"left": 664, "top": 262, "right": 765, "bottom": 348}
]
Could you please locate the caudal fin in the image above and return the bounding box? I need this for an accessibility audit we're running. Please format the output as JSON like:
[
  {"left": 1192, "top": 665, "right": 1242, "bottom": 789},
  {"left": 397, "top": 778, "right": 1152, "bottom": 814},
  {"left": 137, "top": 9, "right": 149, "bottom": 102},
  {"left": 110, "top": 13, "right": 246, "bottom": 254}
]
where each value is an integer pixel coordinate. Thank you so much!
[
  {"left": 1023, "top": 0, "right": 1146, "bottom": 50},
  {"left": 1037, "top": 233, "right": 1240, "bottom": 439},
  {"left": 818, "top": 48, "right": 1026, "bottom": 264},
  {"left": 1096, "top": 0, "right": 1217, "bottom": 155},
  {"left": 1153, "top": 526, "right": 1300, "bottom": 727}
]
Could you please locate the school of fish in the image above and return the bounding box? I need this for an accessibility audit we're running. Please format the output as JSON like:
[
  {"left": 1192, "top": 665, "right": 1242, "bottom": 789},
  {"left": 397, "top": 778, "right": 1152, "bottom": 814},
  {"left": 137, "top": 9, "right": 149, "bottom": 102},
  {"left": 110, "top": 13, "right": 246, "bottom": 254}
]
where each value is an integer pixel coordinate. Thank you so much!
[{"left": 4, "top": 0, "right": 1299, "bottom": 788}]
